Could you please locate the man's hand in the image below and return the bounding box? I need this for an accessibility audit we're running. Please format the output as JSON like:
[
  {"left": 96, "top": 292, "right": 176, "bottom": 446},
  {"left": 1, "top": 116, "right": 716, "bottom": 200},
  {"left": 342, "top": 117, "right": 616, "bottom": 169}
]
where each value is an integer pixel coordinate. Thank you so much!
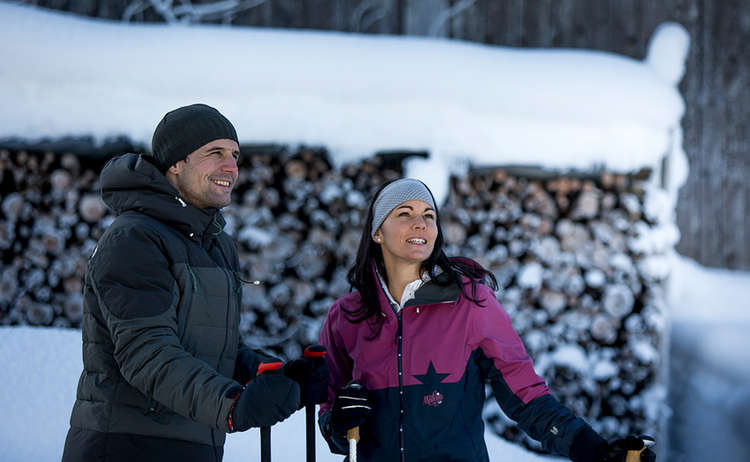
[
  {"left": 229, "top": 373, "right": 300, "bottom": 432},
  {"left": 283, "top": 345, "right": 330, "bottom": 407},
  {"left": 330, "top": 381, "right": 373, "bottom": 434}
]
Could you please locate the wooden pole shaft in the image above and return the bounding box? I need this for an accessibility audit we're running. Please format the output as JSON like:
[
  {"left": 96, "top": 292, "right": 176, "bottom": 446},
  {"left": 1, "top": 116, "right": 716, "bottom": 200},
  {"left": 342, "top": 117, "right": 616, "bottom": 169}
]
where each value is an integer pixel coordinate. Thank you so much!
[
  {"left": 347, "top": 427, "right": 360, "bottom": 462},
  {"left": 625, "top": 448, "right": 644, "bottom": 462}
]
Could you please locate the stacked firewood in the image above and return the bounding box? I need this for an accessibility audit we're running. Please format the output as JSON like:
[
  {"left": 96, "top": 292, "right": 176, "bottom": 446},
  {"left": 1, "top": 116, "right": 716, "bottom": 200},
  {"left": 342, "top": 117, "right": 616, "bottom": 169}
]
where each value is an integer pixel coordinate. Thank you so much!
[
  {"left": 0, "top": 150, "right": 109, "bottom": 328},
  {"left": 0, "top": 147, "right": 667, "bottom": 444},
  {"left": 223, "top": 146, "right": 404, "bottom": 359},
  {"left": 445, "top": 170, "right": 668, "bottom": 447}
]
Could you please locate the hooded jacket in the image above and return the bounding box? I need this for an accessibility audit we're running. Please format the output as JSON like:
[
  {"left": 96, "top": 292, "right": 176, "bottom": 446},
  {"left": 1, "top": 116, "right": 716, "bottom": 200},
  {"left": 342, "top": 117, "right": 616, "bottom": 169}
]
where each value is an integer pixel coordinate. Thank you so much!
[
  {"left": 318, "top": 266, "right": 591, "bottom": 462},
  {"left": 62, "top": 154, "right": 268, "bottom": 461}
]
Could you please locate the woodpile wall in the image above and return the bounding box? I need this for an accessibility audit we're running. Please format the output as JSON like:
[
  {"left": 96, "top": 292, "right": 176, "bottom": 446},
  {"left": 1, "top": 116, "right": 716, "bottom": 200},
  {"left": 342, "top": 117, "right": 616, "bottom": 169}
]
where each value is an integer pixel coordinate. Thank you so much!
[
  {"left": 0, "top": 146, "right": 668, "bottom": 445},
  {"left": 443, "top": 170, "right": 668, "bottom": 448}
]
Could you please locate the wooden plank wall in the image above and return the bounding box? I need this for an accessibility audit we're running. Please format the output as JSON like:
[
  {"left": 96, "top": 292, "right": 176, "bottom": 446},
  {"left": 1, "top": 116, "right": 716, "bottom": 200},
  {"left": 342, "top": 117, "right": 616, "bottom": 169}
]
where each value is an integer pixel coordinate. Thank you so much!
[{"left": 23, "top": 0, "right": 750, "bottom": 269}]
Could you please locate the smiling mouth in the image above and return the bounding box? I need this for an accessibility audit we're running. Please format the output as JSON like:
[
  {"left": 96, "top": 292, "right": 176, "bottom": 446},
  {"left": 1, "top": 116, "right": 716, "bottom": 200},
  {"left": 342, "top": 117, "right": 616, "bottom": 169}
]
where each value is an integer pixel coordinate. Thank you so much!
[
  {"left": 406, "top": 238, "right": 427, "bottom": 245},
  {"left": 211, "top": 179, "right": 232, "bottom": 188}
]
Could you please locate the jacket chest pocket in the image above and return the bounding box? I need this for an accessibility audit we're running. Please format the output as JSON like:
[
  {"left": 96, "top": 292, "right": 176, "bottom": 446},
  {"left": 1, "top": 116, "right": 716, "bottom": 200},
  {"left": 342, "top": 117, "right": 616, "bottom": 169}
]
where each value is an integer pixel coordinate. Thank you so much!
[{"left": 174, "top": 264, "right": 238, "bottom": 358}]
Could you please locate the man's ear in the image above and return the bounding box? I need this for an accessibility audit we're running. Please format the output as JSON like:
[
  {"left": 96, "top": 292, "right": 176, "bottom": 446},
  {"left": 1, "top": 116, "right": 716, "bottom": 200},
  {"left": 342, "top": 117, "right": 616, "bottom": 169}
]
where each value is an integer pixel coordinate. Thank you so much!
[{"left": 167, "top": 162, "right": 182, "bottom": 175}]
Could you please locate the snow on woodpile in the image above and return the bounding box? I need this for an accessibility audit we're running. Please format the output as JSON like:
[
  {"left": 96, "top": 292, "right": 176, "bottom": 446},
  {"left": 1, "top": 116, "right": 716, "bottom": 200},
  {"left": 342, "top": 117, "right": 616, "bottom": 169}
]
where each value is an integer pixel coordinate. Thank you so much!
[{"left": 1, "top": 2, "right": 688, "bottom": 203}]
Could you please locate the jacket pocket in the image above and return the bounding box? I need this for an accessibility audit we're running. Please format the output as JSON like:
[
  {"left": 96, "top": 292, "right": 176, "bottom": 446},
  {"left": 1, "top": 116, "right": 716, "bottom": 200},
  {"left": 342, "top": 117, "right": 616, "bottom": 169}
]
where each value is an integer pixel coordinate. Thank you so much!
[{"left": 143, "top": 398, "right": 171, "bottom": 425}]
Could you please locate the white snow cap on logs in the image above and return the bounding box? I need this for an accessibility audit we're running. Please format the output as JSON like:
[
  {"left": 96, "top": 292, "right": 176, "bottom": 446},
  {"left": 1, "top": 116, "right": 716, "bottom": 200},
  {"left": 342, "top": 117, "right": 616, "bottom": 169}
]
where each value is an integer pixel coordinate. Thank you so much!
[
  {"left": 646, "top": 22, "right": 690, "bottom": 86},
  {"left": 0, "top": 3, "right": 690, "bottom": 204}
]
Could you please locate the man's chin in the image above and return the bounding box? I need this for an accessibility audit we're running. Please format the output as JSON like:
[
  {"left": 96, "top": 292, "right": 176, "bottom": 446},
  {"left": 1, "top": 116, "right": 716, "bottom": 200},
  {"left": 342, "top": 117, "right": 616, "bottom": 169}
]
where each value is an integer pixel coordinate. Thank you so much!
[{"left": 211, "top": 195, "right": 233, "bottom": 209}]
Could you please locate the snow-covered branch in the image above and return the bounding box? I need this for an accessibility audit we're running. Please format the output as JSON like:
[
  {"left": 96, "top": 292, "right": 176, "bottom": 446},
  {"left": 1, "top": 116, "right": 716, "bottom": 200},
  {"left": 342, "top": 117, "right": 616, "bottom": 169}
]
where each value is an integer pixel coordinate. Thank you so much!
[
  {"left": 123, "top": 0, "right": 266, "bottom": 24},
  {"left": 428, "top": 0, "right": 476, "bottom": 37},
  {"left": 350, "top": 0, "right": 388, "bottom": 33}
]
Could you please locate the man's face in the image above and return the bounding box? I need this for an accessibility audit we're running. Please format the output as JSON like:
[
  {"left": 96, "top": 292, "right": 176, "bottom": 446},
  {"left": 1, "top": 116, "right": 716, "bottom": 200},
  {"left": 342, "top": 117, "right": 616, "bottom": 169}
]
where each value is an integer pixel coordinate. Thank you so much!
[{"left": 167, "top": 138, "right": 240, "bottom": 209}]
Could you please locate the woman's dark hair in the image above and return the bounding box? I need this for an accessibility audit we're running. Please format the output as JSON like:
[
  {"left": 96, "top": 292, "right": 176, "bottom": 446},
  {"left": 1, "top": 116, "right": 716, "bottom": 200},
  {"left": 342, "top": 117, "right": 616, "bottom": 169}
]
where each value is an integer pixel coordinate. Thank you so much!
[{"left": 344, "top": 179, "right": 498, "bottom": 338}]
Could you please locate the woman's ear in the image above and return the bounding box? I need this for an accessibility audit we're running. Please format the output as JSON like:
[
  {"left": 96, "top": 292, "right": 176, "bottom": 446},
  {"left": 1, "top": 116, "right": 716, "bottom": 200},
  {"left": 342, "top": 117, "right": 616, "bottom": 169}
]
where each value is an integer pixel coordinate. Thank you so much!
[{"left": 373, "top": 232, "right": 383, "bottom": 243}]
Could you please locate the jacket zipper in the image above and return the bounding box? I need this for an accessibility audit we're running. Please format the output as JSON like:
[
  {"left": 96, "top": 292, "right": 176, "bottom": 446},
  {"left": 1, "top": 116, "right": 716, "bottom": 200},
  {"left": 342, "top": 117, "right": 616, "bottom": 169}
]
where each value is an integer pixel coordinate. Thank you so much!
[
  {"left": 186, "top": 264, "right": 198, "bottom": 293},
  {"left": 396, "top": 306, "right": 406, "bottom": 462},
  {"left": 217, "top": 268, "right": 232, "bottom": 367},
  {"left": 211, "top": 267, "right": 234, "bottom": 449}
]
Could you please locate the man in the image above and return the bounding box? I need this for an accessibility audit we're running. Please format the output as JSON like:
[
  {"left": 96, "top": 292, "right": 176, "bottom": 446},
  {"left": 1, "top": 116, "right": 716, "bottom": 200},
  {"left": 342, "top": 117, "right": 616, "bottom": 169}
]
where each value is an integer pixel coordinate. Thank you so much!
[{"left": 62, "top": 104, "right": 327, "bottom": 462}]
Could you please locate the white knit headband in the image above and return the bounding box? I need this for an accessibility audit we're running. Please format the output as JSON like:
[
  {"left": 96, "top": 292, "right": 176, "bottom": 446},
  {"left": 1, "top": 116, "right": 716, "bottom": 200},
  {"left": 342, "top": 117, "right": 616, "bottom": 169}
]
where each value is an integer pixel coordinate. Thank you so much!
[{"left": 371, "top": 179, "right": 436, "bottom": 237}]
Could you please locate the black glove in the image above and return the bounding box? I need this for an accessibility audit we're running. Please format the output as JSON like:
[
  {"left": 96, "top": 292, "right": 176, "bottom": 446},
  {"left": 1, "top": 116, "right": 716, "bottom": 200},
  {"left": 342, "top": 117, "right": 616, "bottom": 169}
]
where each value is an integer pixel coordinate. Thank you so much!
[
  {"left": 234, "top": 348, "right": 281, "bottom": 385},
  {"left": 599, "top": 435, "right": 656, "bottom": 462},
  {"left": 330, "top": 380, "right": 373, "bottom": 434},
  {"left": 570, "top": 426, "right": 656, "bottom": 462},
  {"left": 283, "top": 345, "right": 330, "bottom": 407},
  {"left": 229, "top": 373, "right": 300, "bottom": 432}
]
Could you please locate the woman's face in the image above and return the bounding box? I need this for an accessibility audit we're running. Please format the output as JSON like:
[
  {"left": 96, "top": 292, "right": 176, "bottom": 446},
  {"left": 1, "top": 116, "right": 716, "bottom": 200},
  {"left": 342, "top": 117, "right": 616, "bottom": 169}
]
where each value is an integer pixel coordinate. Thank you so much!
[{"left": 374, "top": 200, "right": 438, "bottom": 267}]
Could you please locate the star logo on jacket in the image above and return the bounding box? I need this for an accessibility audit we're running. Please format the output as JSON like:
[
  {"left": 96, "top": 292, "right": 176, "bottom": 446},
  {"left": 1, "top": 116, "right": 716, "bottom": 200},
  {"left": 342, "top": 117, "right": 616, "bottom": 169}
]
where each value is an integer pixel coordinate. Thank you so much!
[{"left": 414, "top": 361, "right": 450, "bottom": 407}]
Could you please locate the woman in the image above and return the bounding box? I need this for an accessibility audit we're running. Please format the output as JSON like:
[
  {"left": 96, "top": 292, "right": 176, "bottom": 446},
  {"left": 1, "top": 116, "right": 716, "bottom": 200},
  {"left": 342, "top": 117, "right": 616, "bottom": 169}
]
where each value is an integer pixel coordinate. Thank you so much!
[{"left": 318, "top": 178, "right": 655, "bottom": 462}]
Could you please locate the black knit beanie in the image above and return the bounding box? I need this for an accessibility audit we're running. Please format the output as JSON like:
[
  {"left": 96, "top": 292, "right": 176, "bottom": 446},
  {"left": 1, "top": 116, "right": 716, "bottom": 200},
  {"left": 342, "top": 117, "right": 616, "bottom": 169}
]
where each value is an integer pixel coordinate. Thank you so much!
[{"left": 150, "top": 103, "right": 238, "bottom": 173}]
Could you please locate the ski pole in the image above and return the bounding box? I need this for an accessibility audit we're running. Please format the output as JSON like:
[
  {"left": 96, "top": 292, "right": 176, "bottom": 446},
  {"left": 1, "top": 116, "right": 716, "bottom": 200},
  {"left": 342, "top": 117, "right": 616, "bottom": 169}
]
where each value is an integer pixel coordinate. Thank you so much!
[
  {"left": 347, "top": 426, "right": 359, "bottom": 462},
  {"left": 342, "top": 380, "right": 365, "bottom": 462},
  {"left": 257, "top": 360, "right": 284, "bottom": 462},
  {"left": 303, "top": 345, "right": 327, "bottom": 462},
  {"left": 625, "top": 435, "right": 655, "bottom": 462}
]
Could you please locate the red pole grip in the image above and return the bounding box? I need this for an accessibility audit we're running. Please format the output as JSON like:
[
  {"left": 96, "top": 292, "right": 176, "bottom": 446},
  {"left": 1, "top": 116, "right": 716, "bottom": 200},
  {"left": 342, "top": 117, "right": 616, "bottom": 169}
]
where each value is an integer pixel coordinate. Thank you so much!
[
  {"left": 257, "top": 361, "right": 283, "bottom": 375},
  {"left": 303, "top": 345, "right": 327, "bottom": 359}
]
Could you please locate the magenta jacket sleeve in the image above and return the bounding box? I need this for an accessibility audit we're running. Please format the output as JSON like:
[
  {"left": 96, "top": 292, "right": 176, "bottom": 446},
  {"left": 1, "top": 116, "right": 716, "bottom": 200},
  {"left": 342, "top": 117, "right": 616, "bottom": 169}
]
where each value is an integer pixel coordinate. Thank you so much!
[
  {"left": 472, "top": 286, "right": 590, "bottom": 457},
  {"left": 317, "top": 300, "right": 353, "bottom": 455}
]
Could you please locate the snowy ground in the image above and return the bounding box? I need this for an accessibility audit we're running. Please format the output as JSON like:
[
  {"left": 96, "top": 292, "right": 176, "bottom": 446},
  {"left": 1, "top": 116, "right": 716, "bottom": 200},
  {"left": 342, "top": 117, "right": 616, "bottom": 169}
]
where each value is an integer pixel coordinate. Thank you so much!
[
  {"left": 0, "top": 329, "right": 556, "bottom": 462},
  {"left": 1, "top": 254, "right": 748, "bottom": 461},
  {"left": 665, "top": 255, "right": 750, "bottom": 462}
]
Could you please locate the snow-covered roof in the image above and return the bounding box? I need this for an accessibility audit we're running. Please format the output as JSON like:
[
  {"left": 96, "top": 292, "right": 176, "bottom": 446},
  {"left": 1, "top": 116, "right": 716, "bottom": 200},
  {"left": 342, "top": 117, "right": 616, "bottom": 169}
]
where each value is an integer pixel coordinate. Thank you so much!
[{"left": 0, "top": 3, "right": 689, "bottom": 203}]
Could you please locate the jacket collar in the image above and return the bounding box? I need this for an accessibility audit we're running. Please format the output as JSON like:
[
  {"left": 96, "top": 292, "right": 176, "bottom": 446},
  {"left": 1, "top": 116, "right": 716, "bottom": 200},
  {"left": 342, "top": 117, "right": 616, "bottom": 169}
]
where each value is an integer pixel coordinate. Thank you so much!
[
  {"left": 405, "top": 269, "right": 460, "bottom": 307},
  {"left": 371, "top": 261, "right": 460, "bottom": 314}
]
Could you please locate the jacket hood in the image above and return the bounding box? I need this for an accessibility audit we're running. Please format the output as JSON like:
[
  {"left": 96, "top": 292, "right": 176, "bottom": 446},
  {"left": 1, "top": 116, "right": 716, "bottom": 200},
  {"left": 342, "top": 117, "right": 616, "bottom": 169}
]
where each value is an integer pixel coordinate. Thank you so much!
[{"left": 100, "top": 153, "right": 226, "bottom": 245}]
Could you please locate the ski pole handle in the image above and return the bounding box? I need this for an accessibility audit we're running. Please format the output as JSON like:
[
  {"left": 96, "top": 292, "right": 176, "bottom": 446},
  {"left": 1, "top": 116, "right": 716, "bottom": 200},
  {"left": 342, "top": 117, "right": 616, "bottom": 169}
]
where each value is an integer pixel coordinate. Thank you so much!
[
  {"left": 257, "top": 361, "right": 283, "bottom": 375},
  {"left": 347, "top": 426, "right": 359, "bottom": 462},
  {"left": 625, "top": 435, "right": 655, "bottom": 462},
  {"left": 257, "top": 361, "right": 283, "bottom": 462},
  {"left": 303, "top": 345, "right": 327, "bottom": 359},
  {"left": 625, "top": 449, "right": 643, "bottom": 462},
  {"left": 303, "top": 345, "right": 327, "bottom": 462}
]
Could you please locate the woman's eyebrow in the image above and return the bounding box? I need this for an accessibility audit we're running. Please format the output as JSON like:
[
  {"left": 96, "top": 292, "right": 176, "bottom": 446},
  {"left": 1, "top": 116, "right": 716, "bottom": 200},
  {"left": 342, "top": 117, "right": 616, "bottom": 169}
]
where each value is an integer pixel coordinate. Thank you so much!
[{"left": 396, "top": 205, "right": 435, "bottom": 213}]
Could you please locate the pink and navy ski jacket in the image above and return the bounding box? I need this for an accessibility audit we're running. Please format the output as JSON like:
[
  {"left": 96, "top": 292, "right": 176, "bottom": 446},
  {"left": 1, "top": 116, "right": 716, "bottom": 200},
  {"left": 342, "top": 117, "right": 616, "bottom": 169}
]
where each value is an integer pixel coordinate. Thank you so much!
[{"left": 318, "top": 269, "right": 590, "bottom": 461}]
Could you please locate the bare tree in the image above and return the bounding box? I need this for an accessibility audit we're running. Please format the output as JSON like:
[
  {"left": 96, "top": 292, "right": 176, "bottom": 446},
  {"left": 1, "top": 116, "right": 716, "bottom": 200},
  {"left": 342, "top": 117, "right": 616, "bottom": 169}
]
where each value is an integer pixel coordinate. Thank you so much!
[
  {"left": 428, "top": 0, "right": 476, "bottom": 37},
  {"left": 122, "top": 0, "right": 266, "bottom": 24},
  {"left": 350, "top": 0, "right": 388, "bottom": 33}
]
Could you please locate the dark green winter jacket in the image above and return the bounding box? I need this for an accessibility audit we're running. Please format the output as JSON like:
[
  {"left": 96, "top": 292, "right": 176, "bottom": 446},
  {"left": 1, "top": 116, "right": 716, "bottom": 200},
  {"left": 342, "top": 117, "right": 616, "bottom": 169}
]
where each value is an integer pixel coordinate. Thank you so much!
[{"left": 65, "top": 154, "right": 266, "bottom": 453}]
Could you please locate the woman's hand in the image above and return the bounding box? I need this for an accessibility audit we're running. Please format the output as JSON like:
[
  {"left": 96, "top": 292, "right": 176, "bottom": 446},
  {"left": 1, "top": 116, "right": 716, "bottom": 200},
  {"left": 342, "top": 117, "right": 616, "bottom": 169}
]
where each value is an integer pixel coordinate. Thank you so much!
[{"left": 330, "top": 381, "right": 373, "bottom": 434}]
